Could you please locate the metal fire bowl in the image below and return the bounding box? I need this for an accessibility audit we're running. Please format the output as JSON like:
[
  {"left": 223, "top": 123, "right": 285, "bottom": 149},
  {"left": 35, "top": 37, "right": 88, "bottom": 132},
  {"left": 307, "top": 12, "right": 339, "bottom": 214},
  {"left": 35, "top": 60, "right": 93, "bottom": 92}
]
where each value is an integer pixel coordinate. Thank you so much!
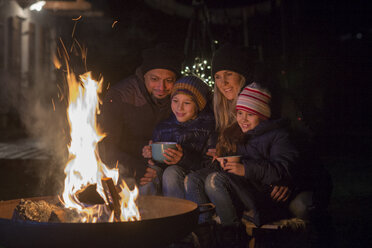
[{"left": 0, "top": 195, "right": 199, "bottom": 248}]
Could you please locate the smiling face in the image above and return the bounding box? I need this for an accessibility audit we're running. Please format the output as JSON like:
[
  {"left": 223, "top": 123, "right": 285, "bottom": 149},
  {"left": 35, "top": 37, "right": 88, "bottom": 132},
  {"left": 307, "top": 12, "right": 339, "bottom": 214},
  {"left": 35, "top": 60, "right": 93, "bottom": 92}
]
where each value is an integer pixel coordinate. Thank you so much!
[
  {"left": 171, "top": 93, "right": 198, "bottom": 123},
  {"left": 144, "top": 69, "right": 177, "bottom": 99},
  {"left": 236, "top": 109, "right": 260, "bottom": 133},
  {"left": 214, "top": 70, "right": 244, "bottom": 101}
]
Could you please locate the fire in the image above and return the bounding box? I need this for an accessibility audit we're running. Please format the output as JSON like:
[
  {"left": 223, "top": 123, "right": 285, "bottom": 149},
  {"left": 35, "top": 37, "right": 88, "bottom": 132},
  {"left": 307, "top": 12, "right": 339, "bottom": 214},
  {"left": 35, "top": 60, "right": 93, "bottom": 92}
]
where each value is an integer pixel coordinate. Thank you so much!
[{"left": 61, "top": 71, "right": 140, "bottom": 222}]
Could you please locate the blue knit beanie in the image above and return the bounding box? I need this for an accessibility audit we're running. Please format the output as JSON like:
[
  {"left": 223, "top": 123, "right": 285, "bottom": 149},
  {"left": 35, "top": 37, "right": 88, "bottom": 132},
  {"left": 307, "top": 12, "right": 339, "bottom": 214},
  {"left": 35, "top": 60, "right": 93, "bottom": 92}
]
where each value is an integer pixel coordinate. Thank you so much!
[{"left": 172, "top": 76, "right": 212, "bottom": 111}]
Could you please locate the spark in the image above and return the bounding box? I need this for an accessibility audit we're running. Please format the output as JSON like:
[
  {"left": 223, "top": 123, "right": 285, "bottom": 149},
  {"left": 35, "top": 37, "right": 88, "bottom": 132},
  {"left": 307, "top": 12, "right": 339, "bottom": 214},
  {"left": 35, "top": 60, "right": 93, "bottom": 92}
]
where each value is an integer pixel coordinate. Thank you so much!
[
  {"left": 72, "top": 16, "right": 82, "bottom": 21},
  {"left": 52, "top": 98, "right": 56, "bottom": 111}
]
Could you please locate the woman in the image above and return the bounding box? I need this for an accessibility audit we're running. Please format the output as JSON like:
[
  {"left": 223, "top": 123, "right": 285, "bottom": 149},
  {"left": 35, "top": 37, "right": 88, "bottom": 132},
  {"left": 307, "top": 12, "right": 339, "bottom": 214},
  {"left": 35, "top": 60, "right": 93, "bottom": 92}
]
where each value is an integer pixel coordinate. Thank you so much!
[
  {"left": 210, "top": 44, "right": 292, "bottom": 201},
  {"left": 185, "top": 44, "right": 299, "bottom": 247},
  {"left": 209, "top": 43, "right": 324, "bottom": 211},
  {"left": 184, "top": 44, "right": 255, "bottom": 247},
  {"left": 211, "top": 43, "right": 252, "bottom": 133}
]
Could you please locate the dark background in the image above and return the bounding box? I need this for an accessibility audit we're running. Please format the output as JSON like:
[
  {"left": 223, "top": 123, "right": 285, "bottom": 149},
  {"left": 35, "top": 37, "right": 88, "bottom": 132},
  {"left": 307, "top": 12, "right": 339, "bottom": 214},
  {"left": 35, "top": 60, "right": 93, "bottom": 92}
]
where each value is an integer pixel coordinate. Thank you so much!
[{"left": 69, "top": 0, "right": 372, "bottom": 159}]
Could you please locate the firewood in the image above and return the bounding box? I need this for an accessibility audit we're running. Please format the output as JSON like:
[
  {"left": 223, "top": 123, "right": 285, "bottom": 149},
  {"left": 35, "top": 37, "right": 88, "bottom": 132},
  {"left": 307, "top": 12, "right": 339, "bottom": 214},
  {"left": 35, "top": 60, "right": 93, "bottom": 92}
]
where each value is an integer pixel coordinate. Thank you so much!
[
  {"left": 48, "top": 208, "right": 80, "bottom": 223},
  {"left": 11, "top": 199, "right": 82, "bottom": 223},
  {"left": 12, "top": 199, "right": 59, "bottom": 222},
  {"left": 101, "top": 177, "right": 121, "bottom": 221},
  {"left": 76, "top": 184, "right": 105, "bottom": 205}
]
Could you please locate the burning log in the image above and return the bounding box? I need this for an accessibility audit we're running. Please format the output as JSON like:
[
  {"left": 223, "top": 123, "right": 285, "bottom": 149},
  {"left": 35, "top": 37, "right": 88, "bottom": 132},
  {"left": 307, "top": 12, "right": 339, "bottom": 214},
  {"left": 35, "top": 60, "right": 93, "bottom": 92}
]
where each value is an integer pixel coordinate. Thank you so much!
[
  {"left": 12, "top": 199, "right": 58, "bottom": 222},
  {"left": 101, "top": 177, "right": 121, "bottom": 221},
  {"left": 12, "top": 199, "right": 80, "bottom": 223},
  {"left": 76, "top": 184, "right": 105, "bottom": 205}
]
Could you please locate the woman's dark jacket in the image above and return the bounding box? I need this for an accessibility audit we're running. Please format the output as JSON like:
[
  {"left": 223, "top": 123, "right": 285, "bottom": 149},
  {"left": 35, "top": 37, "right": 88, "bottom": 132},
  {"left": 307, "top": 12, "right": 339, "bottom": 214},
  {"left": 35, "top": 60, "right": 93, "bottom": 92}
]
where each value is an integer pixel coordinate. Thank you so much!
[
  {"left": 152, "top": 107, "right": 216, "bottom": 171},
  {"left": 97, "top": 68, "right": 172, "bottom": 180}
]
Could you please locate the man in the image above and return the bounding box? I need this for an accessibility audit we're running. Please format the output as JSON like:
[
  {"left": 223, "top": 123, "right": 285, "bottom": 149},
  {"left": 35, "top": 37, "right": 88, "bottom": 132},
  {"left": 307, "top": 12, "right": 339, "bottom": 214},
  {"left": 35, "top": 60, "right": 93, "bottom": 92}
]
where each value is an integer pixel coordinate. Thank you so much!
[{"left": 97, "top": 43, "right": 184, "bottom": 185}]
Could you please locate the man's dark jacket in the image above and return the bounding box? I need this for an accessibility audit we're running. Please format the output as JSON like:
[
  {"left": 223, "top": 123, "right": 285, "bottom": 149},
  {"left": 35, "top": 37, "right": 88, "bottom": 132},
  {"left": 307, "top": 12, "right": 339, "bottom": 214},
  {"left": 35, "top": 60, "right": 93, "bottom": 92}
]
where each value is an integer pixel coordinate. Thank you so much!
[
  {"left": 152, "top": 107, "right": 216, "bottom": 171},
  {"left": 98, "top": 68, "right": 172, "bottom": 180}
]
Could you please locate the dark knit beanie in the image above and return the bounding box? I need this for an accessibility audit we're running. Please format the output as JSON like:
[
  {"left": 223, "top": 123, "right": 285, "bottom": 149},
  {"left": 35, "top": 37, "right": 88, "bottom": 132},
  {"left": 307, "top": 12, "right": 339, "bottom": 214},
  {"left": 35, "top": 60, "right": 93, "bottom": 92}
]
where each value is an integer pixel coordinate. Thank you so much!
[
  {"left": 141, "top": 43, "right": 184, "bottom": 77},
  {"left": 171, "top": 76, "right": 212, "bottom": 111},
  {"left": 211, "top": 43, "right": 254, "bottom": 81}
]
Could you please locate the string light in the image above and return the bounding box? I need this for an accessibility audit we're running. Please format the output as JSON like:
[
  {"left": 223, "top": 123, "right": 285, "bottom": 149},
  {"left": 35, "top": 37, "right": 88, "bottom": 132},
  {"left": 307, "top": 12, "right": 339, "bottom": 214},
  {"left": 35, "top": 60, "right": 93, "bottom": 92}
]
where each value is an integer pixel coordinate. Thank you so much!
[{"left": 181, "top": 57, "right": 214, "bottom": 88}]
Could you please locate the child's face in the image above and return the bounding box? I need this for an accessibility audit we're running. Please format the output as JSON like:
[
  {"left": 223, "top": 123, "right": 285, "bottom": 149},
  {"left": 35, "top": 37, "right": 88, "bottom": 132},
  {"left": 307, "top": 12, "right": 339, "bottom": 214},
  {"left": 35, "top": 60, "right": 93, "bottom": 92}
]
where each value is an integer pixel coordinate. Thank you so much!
[
  {"left": 171, "top": 93, "right": 198, "bottom": 123},
  {"left": 236, "top": 110, "right": 260, "bottom": 133}
]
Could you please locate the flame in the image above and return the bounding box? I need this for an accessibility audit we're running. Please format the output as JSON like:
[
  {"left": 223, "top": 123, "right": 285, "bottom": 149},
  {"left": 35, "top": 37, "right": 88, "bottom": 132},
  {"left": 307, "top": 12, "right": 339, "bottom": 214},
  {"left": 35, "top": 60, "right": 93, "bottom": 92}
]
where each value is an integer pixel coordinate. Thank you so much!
[
  {"left": 61, "top": 70, "right": 140, "bottom": 222},
  {"left": 118, "top": 180, "right": 140, "bottom": 221}
]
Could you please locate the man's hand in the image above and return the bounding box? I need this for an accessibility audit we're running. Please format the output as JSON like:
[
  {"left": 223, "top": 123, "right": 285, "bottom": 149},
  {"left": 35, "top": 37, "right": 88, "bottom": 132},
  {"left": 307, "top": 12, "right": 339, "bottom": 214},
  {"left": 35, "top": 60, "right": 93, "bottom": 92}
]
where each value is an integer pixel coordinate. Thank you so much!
[
  {"left": 222, "top": 161, "right": 245, "bottom": 177},
  {"left": 270, "top": 185, "right": 291, "bottom": 202},
  {"left": 142, "top": 140, "right": 152, "bottom": 158},
  {"left": 163, "top": 144, "right": 183, "bottom": 165},
  {"left": 139, "top": 166, "right": 157, "bottom": 186}
]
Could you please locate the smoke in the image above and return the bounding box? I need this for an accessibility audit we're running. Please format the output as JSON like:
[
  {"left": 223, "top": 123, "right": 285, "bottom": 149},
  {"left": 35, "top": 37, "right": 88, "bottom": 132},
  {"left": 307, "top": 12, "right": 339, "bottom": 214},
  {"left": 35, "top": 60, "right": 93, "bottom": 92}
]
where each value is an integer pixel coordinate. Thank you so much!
[
  {"left": 17, "top": 69, "right": 70, "bottom": 195},
  {"left": 1, "top": 36, "right": 98, "bottom": 197},
  {"left": 0, "top": 72, "right": 20, "bottom": 126}
]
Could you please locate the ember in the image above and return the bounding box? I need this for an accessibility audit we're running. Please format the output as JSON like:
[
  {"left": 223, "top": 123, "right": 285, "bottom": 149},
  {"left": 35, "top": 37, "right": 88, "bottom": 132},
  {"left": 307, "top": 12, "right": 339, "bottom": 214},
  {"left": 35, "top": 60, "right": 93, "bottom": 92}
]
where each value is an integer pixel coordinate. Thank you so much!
[
  {"left": 12, "top": 199, "right": 81, "bottom": 223},
  {"left": 12, "top": 199, "right": 60, "bottom": 222}
]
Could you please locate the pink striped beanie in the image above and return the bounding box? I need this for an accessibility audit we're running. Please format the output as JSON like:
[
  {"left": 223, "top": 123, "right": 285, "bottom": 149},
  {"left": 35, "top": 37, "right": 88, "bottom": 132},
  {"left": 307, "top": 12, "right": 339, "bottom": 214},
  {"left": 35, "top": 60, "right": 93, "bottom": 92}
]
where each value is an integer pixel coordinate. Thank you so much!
[{"left": 236, "top": 83, "right": 271, "bottom": 120}]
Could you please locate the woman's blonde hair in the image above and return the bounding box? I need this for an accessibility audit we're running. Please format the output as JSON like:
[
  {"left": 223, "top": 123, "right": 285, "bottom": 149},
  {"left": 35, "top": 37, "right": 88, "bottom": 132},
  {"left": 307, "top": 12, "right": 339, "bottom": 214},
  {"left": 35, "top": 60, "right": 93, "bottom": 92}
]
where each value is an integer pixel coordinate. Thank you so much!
[{"left": 213, "top": 75, "right": 246, "bottom": 132}]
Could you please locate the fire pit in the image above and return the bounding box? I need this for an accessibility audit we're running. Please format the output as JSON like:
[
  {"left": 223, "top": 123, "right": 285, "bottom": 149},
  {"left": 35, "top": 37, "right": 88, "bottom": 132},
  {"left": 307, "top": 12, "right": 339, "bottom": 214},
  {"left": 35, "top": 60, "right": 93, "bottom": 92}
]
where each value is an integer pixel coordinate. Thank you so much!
[
  {"left": 0, "top": 195, "right": 198, "bottom": 248},
  {"left": 0, "top": 47, "right": 200, "bottom": 247}
]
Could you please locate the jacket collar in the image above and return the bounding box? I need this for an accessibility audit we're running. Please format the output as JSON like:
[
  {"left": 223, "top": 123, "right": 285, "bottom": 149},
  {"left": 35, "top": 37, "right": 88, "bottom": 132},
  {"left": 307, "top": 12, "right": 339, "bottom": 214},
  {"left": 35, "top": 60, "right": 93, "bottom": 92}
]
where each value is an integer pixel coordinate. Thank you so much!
[{"left": 244, "top": 118, "right": 290, "bottom": 138}]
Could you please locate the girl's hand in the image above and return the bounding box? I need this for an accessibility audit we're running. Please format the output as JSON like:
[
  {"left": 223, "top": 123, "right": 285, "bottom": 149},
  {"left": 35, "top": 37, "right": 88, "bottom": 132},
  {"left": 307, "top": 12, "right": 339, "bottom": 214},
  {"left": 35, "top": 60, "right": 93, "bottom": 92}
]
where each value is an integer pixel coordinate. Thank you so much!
[
  {"left": 270, "top": 185, "right": 291, "bottom": 202},
  {"left": 216, "top": 157, "right": 226, "bottom": 167},
  {"left": 223, "top": 162, "right": 245, "bottom": 176},
  {"left": 163, "top": 144, "right": 183, "bottom": 165},
  {"left": 206, "top": 148, "right": 216, "bottom": 157},
  {"left": 142, "top": 140, "right": 152, "bottom": 158}
]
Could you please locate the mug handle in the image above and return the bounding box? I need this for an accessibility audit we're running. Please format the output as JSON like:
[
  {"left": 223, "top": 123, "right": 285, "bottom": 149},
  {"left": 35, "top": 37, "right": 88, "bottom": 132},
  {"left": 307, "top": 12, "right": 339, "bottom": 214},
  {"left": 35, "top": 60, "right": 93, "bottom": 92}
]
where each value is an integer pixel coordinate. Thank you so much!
[{"left": 198, "top": 203, "right": 215, "bottom": 214}]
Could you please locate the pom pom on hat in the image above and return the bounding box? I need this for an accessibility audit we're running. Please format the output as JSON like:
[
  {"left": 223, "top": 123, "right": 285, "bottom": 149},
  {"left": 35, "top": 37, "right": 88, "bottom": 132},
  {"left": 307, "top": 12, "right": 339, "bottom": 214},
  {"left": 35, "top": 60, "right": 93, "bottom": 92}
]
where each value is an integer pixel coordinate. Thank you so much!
[
  {"left": 236, "top": 82, "right": 271, "bottom": 120},
  {"left": 172, "top": 76, "right": 212, "bottom": 111},
  {"left": 141, "top": 43, "right": 184, "bottom": 77}
]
